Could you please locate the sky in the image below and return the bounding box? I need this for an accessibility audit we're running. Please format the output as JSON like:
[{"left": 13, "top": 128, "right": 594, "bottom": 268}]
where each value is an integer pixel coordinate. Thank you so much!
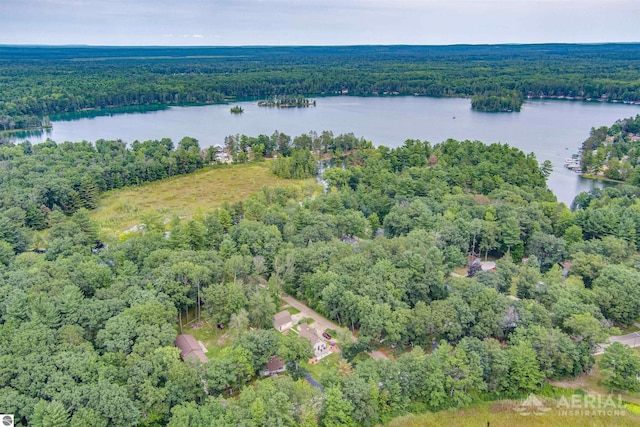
[{"left": 1, "top": 0, "right": 639, "bottom": 46}]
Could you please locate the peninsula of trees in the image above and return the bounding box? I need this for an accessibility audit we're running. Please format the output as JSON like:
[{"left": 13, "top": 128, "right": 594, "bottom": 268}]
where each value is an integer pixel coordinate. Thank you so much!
[
  {"left": 579, "top": 114, "right": 640, "bottom": 182},
  {"left": 2, "top": 44, "right": 640, "bottom": 133}
]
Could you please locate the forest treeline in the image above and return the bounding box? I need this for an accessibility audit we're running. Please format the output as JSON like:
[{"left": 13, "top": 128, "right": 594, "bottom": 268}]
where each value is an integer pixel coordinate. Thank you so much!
[
  {"left": 0, "top": 137, "right": 207, "bottom": 231},
  {"left": 0, "top": 131, "right": 370, "bottom": 235},
  {"left": 3, "top": 133, "right": 640, "bottom": 425},
  {"left": 2, "top": 43, "right": 640, "bottom": 130}
]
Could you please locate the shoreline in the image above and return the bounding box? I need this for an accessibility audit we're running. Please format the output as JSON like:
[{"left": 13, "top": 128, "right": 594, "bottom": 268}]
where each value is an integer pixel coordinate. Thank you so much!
[
  {"left": 580, "top": 173, "right": 624, "bottom": 184},
  {"left": 1, "top": 125, "right": 52, "bottom": 136},
  {"left": 8, "top": 93, "right": 640, "bottom": 127}
]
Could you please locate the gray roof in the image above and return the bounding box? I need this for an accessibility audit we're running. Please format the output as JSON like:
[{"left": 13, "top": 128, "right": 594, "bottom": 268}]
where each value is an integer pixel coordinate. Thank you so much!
[
  {"left": 299, "top": 323, "right": 319, "bottom": 346},
  {"left": 274, "top": 310, "right": 292, "bottom": 328}
]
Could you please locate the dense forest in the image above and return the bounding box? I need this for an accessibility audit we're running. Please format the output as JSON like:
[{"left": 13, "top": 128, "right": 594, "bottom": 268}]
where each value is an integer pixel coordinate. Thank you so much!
[
  {"left": 2, "top": 132, "right": 640, "bottom": 425},
  {"left": 2, "top": 44, "right": 640, "bottom": 130},
  {"left": 0, "top": 137, "right": 207, "bottom": 232}
]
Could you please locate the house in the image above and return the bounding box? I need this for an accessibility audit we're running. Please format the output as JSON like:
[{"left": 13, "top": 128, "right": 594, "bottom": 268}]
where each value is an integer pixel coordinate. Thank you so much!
[
  {"left": 468, "top": 256, "right": 497, "bottom": 274},
  {"left": 299, "top": 323, "right": 329, "bottom": 360},
  {"left": 480, "top": 261, "right": 497, "bottom": 271},
  {"left": 560, "top": 261, "right": 572, "bottom": 277},
  {"left": 262, "top": 356, "right": 286, "bottom": 376},
  {"left": 174, "top": 334, "right": 208, "bottom": 363},
  {"left": 215, "top": 152, "right": 230, "bottom": 163},
  {"left": 273, "top": 310, "right": 293, "bottom": 332}
]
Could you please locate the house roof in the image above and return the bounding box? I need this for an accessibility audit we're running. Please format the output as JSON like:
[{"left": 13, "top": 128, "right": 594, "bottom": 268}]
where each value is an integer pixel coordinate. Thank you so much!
[
  {"left": 481, "top": 261, "right": 496, "bottom": 271},
  {"left": 299, "top": 323, "right": 319, "bottom": 346},
  {"left": 265, "top": 355, "right": 285, "bottom": 373},
  {"left": 273, "top": 310, "right": 292, "bottom": 328},
  {"left": 174, "top": 334, "right": 208, "bottom": 363}
]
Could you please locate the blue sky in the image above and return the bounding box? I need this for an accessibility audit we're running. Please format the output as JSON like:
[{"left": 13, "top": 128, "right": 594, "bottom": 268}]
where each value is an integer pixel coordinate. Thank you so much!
[{"left": 1, "top": 0, "right": 639, "bottom": 46}]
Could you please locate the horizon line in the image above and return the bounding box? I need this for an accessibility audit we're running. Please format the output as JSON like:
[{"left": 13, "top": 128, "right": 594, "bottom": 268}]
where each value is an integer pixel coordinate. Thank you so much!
[{"left": 2, "top": 41, "right": 640, "bottom": 49}]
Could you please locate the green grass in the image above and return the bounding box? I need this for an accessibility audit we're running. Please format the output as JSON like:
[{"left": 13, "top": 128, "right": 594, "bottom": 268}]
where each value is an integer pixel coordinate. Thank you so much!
[
  {"left": 181, "top": 314, "right": 234, "bottom": 359},
  {"left": 300, "top": 352, "right": 340, "bottom": 380},
  {"left": 385, "top": 399, "right": 640, "bottom": 427},
  {"left": 452, "top": 266, "right": 469, "bottom": 276},
  {"left": 285, "top": 306, "right": 301, "bottom": 315},
  {"left": 90, "top": 162, "right": 316, "bottom": 237}
]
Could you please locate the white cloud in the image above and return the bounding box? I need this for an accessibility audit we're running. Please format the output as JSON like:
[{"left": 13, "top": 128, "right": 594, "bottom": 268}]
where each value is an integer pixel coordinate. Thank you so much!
[{"left": 0, "top": 0, "right": 639, "bottom": 45}]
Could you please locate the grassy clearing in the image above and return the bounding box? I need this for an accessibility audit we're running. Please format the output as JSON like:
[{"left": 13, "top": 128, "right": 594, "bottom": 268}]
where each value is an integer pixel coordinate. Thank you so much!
[
  {"left": 385, "top": 399, "right": 640, "bottom": 427},
  {"left": 301, "top": 352, "right": 340, "bottom": 380},
  {"left": 182, "top": 316, "right": 235, "bottom": 360},
  {"left": 452, "top": 266, "right": 469, "bottom": 276},
  {"left": 91, "top": 162, "right": 316, "bottom": 237}
]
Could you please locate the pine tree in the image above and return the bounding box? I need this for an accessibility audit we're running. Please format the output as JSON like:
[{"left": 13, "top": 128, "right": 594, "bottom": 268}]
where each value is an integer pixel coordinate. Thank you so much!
[{"left": 78, "top": 175, "right": 99, "bottom": 209}]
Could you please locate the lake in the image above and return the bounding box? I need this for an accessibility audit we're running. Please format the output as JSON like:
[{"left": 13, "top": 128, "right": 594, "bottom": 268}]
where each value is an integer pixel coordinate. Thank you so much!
[{"left": 18, "top": 96, "right": 640, "bottom": 206}]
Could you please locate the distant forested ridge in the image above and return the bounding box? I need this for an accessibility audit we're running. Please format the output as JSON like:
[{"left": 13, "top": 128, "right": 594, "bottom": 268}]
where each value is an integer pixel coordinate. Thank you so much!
[{"left": 2, "top": 43, "right": 640, "bottom": 131}]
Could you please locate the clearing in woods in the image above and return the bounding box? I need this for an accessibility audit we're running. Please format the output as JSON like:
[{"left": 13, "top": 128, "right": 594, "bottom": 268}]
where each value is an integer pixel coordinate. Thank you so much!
[
  {"left": 386, "top": 399, "right": 640, "bottom": 427},
  {"left": 91, "top": 162, "right": 316, "bottom": 236}
]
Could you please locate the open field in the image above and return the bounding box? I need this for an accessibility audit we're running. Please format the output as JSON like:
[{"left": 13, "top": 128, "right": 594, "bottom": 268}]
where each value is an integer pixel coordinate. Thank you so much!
[
  {"left": 385, "top": 399, "right": 640, "bottom": 427},
  {"left": 90, "top": 162, "right": 316, "bottom": 237}
]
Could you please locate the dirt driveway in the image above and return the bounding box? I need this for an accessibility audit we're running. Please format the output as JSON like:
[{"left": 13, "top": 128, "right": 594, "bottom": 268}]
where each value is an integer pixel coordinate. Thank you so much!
[
  {"left": 281, "top": 295, "right": 342, "bottom": 336},
  {"left": 281, "top": 295, "right": 388, "bottom": 360}
]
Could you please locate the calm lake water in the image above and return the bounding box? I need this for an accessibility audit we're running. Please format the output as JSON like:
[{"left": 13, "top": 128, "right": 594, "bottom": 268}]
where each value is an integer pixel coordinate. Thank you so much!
[{"left": 18, "top": 96, "right": 640, "bottom": 206}]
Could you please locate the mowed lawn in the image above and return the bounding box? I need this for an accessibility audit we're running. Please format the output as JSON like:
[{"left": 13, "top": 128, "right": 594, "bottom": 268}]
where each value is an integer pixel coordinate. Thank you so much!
[
  {"left": 385, "top": 399, "right": 640, "bottom": 427},
  {"left": 91, "top": 162, "right": 316, "bottom": 235}
]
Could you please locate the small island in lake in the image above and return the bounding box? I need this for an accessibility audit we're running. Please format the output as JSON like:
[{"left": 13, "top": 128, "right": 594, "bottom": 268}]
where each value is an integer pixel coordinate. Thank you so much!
[
  {"left": 471, "top": 90, "right": 523, "bottom": 112},
  {"left": 230, "top": 105, "right": 244, "bottom": 114},
  {"left": 258, "top": 95, "right": 316, "bottom": 108}
]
